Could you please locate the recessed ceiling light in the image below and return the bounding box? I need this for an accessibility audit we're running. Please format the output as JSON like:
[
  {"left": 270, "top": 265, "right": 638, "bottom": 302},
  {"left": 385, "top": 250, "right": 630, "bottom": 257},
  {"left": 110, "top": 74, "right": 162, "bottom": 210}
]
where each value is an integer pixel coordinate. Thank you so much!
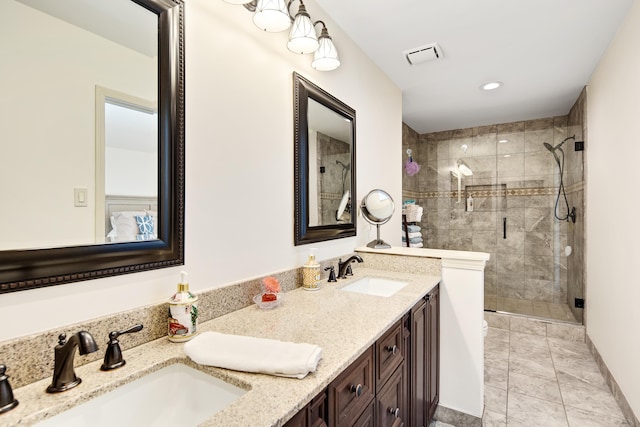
[
  {"left": 503, "top": 154, "right": 511, "bottom": 158},
  {"left": 481, "top": 81, "right": 503, "bottom": 91},
  {"left": 498, "top": 139, "right": 508, "bottom": 143}
]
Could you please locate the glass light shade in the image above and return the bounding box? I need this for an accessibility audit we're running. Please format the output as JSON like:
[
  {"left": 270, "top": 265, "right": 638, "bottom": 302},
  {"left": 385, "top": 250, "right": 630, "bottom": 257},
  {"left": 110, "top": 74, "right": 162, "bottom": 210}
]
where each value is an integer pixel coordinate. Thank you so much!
[
  {"left": 312, "top": 32, "right": 340, "bottom": 71},
  {"left": 253, "top": 0, "right": 291, "bottom": 32},
  {"left": 287, "top": 11, "right": 319, "bottom": 54}
]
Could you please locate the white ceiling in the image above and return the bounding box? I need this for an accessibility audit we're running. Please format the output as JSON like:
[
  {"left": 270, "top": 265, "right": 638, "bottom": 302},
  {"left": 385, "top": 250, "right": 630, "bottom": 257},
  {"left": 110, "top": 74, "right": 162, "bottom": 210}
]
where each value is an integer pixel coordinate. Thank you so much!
[{"left": 314, "top": 0, "right": 634, "bottom": 133}]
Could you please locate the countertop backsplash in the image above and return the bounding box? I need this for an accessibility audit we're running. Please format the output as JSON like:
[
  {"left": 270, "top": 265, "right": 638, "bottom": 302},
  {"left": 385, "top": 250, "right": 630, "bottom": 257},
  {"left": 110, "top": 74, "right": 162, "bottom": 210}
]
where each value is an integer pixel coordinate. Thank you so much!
[{"left": 0, "top": 254, "right": 353, "bottom": 390}]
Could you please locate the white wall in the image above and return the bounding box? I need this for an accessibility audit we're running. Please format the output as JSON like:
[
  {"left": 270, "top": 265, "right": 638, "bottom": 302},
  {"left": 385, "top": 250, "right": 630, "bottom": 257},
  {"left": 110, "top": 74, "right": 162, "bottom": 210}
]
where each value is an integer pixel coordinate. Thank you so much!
[
  {"left": 586, "top": 0, "right": 640, "bottom": 418},
  {"left": 0, "top": 0, "right": 402, "bottom": 342}
]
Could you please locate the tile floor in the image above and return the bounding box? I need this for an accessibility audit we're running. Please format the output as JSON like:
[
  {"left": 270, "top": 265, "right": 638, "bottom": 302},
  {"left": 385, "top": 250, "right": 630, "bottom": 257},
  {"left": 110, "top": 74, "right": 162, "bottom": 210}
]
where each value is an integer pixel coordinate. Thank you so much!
[
  {"left": 485, "top": 297, "right": 578, "bottom": 323},
  {"left": 483, "top": 325, "right": 629, "bottom": 426}
]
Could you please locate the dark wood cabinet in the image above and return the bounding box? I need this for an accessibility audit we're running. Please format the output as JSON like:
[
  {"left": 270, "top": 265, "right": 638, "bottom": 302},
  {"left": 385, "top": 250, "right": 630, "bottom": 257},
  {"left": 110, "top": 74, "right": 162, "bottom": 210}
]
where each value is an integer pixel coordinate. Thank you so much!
[
  {"left": 284, "top": 391, "right": 328, "bottom": 427},
  {"left": 375, "top": 320, "right": 405, "bottom": 392},
  {"left": 426, "top": 286, "right": 440, "bottom": 422},
  {"left": 409, "top": 298, "right": 428, "bottom": 427},
  {"left": 286, "top": 284, "right": 439, "bottom": 427},
  {"left": 408, "top": 285, "right": 440, "bottom": 427},
  {"left": 328, "top": 346, "right": 375, "bottom": 427},
  {"left": 376, "top": 365, "right": 406, "bottom": 427}
]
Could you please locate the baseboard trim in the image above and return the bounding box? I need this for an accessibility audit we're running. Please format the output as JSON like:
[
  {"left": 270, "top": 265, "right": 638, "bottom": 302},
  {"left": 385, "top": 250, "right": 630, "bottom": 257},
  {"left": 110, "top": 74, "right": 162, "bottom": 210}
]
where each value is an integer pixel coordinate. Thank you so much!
[
  {"left": 586, "top": 334, "right": 640, "bottom": 427},
  {"left": 434, "top": 405, "right": 482, "bottom": 427}
]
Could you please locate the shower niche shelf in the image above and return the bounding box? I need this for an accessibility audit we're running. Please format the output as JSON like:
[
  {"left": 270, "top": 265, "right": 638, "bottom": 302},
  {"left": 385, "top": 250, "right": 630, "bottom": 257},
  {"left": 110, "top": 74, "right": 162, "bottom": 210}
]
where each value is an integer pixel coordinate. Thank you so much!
[{"left": 463, "top": 184, "right": 507, "bottom": 212}]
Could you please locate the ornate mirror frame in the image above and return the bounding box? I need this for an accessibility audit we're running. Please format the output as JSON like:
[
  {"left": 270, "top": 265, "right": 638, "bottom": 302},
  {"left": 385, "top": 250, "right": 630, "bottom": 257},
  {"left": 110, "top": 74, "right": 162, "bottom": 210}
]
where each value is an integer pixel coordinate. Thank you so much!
[
  {"left": 0, "top": 0, "right": 185, "bottom": 293},
  {"left": 294, "top": 72, "right": 356, "bottom": 245}
]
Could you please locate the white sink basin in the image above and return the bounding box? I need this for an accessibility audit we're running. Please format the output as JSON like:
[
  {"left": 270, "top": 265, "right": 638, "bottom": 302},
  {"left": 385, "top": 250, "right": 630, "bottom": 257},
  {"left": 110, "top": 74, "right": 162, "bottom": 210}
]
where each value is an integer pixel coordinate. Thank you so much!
[
  {"left": 36, "top": 363, "right": 246, "bottom": 427},
  {"left": 340, "top": 277, "right": 409, "bottom": 297}
]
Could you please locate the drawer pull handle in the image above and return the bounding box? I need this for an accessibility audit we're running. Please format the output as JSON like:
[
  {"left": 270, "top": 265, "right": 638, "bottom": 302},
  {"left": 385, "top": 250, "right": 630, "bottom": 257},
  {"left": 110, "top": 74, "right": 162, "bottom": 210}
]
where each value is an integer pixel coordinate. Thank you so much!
[
  {"left": 388, "top": 407, "right": 400, "bottom": 418},
  {"left": 349, "top": 384, "right": 363, "bottom": 397},
  {"left": 386, "top": 344, "right": 399, "bottom": 355}
]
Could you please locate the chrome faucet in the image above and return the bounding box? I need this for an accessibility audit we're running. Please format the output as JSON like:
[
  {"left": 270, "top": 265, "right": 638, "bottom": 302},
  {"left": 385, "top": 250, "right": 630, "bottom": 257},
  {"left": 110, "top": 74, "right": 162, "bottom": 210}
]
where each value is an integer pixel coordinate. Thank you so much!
[
  {"left": 47, "top": 331, "right": 99, "bottom": 393},
  {"left": 337, "top": 255, "right": 363, "bottom": 279}
]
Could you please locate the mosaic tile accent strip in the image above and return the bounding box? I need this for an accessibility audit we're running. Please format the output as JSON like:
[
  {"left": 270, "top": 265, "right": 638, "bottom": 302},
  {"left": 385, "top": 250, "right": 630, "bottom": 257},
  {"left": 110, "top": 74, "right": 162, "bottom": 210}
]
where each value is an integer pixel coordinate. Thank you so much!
[
  {"left": 404, "top": 182, "right": 583, "bottom": 201},
  {"left": 320, "top": 192, "right": 344, "bottom": 200}
]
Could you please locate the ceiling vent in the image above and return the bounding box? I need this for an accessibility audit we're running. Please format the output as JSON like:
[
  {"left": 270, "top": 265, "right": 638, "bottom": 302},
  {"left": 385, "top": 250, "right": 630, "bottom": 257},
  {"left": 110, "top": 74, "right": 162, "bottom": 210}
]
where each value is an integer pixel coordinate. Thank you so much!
[{"left": 403, "top": 42, "right": 442, "bottom": 66}]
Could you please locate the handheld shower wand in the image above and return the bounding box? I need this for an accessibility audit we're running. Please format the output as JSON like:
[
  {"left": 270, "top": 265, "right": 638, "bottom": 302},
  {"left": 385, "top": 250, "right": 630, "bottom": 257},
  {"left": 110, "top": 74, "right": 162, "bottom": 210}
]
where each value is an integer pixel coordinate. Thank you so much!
[{"left": 543, "top": 136, "right": 577, "bottom": 223}]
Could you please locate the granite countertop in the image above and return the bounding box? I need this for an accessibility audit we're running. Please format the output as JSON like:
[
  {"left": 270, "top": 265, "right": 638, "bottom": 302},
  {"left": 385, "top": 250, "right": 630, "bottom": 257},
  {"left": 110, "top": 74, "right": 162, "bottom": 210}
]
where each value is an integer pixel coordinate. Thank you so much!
[{"left": 6, "top": 268, "right": 439, "bottom": 427}]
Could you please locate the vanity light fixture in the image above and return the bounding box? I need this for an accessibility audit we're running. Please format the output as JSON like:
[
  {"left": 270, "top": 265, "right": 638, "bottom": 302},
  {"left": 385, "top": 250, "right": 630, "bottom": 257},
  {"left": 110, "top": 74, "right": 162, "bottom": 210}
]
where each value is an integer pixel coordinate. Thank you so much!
[
  {"left": 287, "top": 1, "right": 319, "bottom": 53},
  {"left": 224, "top": 0, "right": 340, "bottom": 71},
  {"left": 457, "top": 161, "right": 473, "bottom": 177},
  {"left": 312, "top": 21, "right": 340, "bottom": 71},
  {"left": 253, "top": 0, "right": 291, "bottom": 32},
  {"left": 452, "top": 160, "right": 473, "bottom": 204}
]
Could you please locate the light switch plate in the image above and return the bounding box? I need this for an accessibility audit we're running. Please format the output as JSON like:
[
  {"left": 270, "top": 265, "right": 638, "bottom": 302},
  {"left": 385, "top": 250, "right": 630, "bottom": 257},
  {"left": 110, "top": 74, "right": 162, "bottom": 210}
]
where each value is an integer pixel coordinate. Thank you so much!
[{"left": 74, "top": 187, "right": 88, "bottom": 207}]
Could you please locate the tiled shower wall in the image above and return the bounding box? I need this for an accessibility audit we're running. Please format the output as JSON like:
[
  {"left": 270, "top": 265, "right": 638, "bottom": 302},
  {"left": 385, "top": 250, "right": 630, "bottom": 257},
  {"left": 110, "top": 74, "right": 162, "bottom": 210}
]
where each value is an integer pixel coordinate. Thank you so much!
[
  {"left": 316, "top": 132, "right": 351, "bottom": 224},
  {"left": 402, "top": 92, "right": 585, "bottom": 323}
]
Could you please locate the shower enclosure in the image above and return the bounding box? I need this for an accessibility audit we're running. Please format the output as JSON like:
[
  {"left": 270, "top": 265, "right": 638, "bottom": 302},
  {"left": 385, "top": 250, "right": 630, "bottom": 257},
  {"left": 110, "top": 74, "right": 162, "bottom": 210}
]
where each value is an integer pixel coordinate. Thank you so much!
[{"left": 402, "top": 92, "right": 586, "bottom": 323}]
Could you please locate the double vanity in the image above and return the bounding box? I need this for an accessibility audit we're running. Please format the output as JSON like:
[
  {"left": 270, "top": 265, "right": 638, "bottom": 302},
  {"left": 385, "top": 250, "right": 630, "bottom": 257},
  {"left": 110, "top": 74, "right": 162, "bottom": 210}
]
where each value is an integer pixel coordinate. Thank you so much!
[{"left": 2, "top": 247, "right": 488, "bottom": 426}]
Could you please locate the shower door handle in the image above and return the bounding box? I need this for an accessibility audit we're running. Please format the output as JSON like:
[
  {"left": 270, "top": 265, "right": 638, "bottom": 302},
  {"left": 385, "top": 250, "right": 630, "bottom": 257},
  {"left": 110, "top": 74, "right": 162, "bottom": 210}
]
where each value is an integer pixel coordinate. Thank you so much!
[{"left": 503, "top": 217, "right": 507, "bottom": 239}]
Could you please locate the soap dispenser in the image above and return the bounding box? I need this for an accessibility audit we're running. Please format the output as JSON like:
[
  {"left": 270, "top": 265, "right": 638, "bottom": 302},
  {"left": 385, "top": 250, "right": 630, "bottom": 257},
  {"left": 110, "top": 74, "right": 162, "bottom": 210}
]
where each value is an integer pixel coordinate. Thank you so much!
[
  {"left": 168, "top": 271, "right": 199, "bottom": 342},
  {"left": 302, "top": 248, "right": 321, "bottom": 291}
]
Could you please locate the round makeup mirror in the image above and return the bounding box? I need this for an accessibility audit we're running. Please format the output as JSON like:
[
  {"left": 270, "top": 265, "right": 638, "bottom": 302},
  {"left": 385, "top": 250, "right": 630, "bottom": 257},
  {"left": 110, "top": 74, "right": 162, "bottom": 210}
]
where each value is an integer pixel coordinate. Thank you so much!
[{"left": 361, "top": 189, "right": 395, "bottom": 249}]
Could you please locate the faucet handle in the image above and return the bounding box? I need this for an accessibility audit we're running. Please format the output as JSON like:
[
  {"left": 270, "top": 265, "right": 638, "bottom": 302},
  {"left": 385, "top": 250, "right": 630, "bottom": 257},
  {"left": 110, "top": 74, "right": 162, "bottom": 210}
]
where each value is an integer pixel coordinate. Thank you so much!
[
  {"left": 0, "top": 365, "right": 19, "bottom": 414},
  {"left": 100, "top": 324, "right": 143, "bottom": 371},
  {"left": 324, "top": 266, "right": 337, "bottom": 282},
  {"left": 345, "top": 263, "right": 354, "bottom": 276}
]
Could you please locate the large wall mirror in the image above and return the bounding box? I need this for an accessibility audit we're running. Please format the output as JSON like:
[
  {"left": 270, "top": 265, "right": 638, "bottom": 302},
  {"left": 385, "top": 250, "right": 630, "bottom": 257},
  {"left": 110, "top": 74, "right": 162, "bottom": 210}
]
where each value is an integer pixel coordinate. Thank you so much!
[
  {"left": 0, "top": 0, "right": 185, "bottom": 293},
  {"left": 294, "top": 73, "right": 356, "bottom": 245}
]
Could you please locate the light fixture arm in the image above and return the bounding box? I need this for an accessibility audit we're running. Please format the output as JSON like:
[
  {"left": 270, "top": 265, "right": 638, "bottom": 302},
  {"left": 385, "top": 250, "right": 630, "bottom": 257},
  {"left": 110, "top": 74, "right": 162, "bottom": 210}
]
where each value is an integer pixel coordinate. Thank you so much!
[
  {"left": 313, "top": 20, "right": 327, "bottom": 33},
  {"left": 242, "top": 0, "right": 257, "bottom": 12}
]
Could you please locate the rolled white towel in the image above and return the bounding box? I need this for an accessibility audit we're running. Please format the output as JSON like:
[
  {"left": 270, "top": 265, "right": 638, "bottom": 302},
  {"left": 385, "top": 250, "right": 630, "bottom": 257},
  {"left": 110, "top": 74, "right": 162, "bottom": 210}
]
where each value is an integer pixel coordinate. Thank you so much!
[
  {"left": 184, "top": 331, "right": 322, "bottom": 379},
  {"left": 409, "top": 242, "right": 424, "bottom": 248}
]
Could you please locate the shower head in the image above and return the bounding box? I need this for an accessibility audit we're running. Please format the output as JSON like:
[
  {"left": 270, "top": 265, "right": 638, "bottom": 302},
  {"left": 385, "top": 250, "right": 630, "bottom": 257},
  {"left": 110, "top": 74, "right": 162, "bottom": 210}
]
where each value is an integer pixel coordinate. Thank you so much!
[
  {"left": 543, "top": 141, "right": 562, "bottom": 167},
  {"left": 545, "top": 135, "right": 576, "bottom": 152}
]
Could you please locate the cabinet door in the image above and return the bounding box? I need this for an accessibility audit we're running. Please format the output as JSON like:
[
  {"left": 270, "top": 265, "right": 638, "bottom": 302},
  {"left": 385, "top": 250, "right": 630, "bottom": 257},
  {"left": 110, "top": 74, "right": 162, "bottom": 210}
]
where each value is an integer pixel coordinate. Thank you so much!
[
  {"left": 426, "top": 285, "right": 440, "bottom": 421},
  {"left": 376, "top": 366, "right": 406, "bottom": 427},
  {"left": 410, "top": 298, "right": 427, "bottom": 427}
]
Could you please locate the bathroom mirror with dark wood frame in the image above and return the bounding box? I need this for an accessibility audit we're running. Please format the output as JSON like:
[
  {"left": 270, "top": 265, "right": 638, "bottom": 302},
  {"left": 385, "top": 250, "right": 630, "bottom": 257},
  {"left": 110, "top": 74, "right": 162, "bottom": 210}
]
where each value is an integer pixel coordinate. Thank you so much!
[
  {"left": 0, "top": 0, "right": 185, "bottom": 293},
  {"left": 294, "top": 72, "right": 357, "bottom": 245}
]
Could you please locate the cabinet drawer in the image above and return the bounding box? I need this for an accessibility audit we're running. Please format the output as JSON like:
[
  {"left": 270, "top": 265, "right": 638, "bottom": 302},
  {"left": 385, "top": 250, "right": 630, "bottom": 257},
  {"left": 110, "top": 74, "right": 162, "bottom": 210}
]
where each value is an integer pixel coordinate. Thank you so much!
[
  {"left": 376, "top": 366, "right": 406, "bottom": 427},
  {"left": 328, "top": 346, "right": 375, "bottom": 427},
  {"left": 375, "top": 320, "right": 404, "bottom": 391}
]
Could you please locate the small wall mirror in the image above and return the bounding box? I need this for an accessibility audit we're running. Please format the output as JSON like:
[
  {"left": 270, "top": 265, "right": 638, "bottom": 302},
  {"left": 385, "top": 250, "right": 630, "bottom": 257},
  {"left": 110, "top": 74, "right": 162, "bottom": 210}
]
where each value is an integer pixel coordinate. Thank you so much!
[
  {"left": 361, "top": 189, "right": 395, "bottom": 249},
  {"left": 294, "top": 73, "right": 356, "bottom": 245}
]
